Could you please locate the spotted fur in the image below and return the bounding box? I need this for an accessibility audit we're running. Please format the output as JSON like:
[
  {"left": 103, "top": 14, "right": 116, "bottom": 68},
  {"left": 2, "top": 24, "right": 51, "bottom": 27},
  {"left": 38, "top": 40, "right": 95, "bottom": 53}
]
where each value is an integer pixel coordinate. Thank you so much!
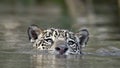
[{"left": 27, "top": 24, "right": 89, "bottom": 55}]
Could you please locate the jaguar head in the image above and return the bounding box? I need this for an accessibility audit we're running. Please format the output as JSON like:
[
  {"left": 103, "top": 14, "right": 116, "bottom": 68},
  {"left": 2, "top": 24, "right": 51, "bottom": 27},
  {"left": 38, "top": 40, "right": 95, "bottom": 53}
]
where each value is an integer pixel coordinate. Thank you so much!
[{"left": 27, "top": 24, "right": 89, "bottom": 55}]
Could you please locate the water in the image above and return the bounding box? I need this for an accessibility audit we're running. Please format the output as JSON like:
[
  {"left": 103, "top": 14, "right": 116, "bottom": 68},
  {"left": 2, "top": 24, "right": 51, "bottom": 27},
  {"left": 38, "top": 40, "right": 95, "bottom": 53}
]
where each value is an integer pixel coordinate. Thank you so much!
[{"left": 0, "top": 17, "right": 120, "bottom": 68}]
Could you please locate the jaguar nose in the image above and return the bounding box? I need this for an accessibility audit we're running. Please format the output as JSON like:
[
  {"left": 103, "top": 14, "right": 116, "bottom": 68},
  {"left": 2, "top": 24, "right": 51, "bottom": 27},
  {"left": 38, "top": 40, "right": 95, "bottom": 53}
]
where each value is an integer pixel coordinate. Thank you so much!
[{"left": 55, "top": 46, "right": 68, "bottom": 55}]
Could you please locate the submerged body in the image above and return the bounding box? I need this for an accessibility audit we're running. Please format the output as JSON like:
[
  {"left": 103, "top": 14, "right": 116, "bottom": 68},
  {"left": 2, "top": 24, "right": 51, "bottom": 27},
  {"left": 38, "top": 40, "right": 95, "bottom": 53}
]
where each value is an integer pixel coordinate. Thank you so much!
[{"left": 27, "top": 24, "right": 89, "bottom": 55}]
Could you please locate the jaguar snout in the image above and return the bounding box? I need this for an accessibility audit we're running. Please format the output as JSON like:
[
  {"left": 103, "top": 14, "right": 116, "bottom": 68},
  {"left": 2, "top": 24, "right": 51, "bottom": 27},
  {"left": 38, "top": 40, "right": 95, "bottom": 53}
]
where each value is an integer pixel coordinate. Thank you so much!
[{"left": 55, "top": 45, "right": 68, "bottom": 55}]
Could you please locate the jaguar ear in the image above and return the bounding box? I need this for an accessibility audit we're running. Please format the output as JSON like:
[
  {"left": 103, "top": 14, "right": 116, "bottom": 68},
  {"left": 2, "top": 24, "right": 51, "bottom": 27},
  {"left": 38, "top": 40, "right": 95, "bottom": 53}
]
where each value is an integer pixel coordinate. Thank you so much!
[
  {"left": 76, "top": 28, "right": 89, "bottom": 47},
  {"left": 27, "top": 24, "right": 43, "bottom": 43}
]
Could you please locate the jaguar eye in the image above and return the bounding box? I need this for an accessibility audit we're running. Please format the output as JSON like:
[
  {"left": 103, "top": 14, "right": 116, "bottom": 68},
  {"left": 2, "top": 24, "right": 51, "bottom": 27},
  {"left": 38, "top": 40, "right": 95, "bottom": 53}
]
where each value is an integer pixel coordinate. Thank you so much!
[
  {"left": 45, "top": 38, "right": 53, "bottom": 43},
  {"left": 68, "top": 41, "right": 75, "bottom": 45}
]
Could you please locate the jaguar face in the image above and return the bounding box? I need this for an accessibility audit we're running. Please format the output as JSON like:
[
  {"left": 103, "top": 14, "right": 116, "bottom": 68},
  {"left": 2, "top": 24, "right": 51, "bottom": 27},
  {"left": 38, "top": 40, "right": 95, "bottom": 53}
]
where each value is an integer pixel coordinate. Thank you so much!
[{"left": 27, "top": 24, "right": 89, "bottom": 55}]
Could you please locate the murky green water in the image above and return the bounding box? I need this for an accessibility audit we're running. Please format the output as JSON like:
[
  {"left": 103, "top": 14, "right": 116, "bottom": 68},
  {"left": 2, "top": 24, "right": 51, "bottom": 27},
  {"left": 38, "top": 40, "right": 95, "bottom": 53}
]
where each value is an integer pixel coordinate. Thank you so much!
[{"left": 0, "top": 17, "right": 120, "bottom": 68}]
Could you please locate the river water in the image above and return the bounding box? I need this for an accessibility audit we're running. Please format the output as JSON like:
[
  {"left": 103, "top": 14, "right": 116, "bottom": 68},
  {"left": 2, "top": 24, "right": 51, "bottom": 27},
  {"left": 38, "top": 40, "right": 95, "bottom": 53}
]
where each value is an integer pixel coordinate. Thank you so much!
[{"left": 0, "top": 16, "right": 120, "bottom": 68}]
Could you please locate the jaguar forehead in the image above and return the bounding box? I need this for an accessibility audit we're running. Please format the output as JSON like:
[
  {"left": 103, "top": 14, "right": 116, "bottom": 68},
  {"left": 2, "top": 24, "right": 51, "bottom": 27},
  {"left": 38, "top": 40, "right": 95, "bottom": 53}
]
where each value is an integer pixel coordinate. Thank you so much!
[{"left": 53, "top": 29, "right": 59, "bottom": 36}]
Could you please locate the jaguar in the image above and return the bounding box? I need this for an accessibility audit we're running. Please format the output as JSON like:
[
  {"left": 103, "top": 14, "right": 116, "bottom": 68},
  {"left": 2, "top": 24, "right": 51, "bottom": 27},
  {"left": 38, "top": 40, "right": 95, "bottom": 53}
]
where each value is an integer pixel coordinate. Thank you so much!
[{"left": 27, "top": 24, "right": 89, "bottom": 55}]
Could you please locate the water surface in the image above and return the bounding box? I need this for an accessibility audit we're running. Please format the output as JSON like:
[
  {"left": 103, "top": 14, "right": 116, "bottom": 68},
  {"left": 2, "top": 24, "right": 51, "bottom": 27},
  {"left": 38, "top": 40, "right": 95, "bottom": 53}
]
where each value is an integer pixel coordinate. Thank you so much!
[{"left": 0, "top": 17, "right": 120, "bottom": 68}]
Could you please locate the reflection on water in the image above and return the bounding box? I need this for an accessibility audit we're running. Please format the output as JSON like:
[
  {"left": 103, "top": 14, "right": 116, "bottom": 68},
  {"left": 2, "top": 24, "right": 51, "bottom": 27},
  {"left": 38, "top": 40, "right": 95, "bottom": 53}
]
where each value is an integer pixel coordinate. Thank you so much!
[
  {"left": 0, "top": 17, "right": 120, "bottom": 68},
  {"left": 0, "top": 52, "right": 120, "bottom": 68},
  {"left": 31, "top": 54, "right": 120, "bottom": 68}
]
